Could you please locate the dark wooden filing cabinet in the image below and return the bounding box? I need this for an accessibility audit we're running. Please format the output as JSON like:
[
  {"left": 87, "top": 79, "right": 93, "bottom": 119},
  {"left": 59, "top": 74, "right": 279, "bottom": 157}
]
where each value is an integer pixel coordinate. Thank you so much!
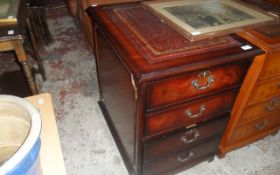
[{"left": 88, "top": 3, "right": 263, "bottom": 175}]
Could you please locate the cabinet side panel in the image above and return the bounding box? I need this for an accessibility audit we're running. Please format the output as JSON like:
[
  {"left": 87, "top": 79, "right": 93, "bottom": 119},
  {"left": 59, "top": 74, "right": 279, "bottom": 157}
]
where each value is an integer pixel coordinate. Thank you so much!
[{"left": 96, "top": 28, "right": 136, "bottom": 168}]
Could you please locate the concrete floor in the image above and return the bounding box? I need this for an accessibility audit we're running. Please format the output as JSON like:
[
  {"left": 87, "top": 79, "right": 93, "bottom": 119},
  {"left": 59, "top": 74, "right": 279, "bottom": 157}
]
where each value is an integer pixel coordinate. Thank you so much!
[{"left": 37, "top": 8, "right": 280, "bottom": 175}]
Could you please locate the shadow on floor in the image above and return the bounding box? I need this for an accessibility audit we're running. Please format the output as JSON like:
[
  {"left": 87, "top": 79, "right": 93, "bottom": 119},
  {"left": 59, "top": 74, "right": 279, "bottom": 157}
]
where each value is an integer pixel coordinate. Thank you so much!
[{"left": 0, "top": 70, "right": 32, "bottom": 97}]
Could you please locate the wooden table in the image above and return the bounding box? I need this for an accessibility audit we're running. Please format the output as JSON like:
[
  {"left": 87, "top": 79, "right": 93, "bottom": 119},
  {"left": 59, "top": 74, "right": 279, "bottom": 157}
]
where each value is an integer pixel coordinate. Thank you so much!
[
  {"left": 26, "top": 93, "right": 66, "bottom": 175},
  {"left": 0, "top": 36, "right": 38, "bottom": 94},
  {"left": 0, "top": 0, "right": 46, "bottom": 95}
]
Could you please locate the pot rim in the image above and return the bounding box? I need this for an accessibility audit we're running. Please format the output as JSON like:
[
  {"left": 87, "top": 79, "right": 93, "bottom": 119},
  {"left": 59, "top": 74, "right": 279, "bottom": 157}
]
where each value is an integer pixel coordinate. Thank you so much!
[{"left": 0, "top": 95, "right": 41, "bottom": 174}]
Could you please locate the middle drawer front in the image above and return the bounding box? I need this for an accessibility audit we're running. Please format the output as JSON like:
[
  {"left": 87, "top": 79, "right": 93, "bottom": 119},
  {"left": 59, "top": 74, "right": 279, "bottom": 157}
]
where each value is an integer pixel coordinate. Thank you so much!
[
  {"left": 240, "top": 95, "right": 280, "bottom": 125},
  {"left": 144, "top": 117, "right": 228, "bottom": 161},
  {"left": 143, "top": 138, "right": 220, "bottom": 175},
  {"left": 148, "top": 62, "right": 249, "bottom": 108},
  {"left": 145, "top": 91, "right": 237, "bottom": 136},
  {"left": 247, "top": 77, "right": 280, "bottom": 105}
]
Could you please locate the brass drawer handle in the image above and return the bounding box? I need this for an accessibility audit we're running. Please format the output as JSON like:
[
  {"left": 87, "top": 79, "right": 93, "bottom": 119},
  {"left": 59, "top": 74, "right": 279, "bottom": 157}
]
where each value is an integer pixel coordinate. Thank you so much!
[
  {"left": 180, "top": 128, "right": 200, "bottom": 144},
  {"left": 265, "top": 105, "right": 275, "bottom": 112},
  {"left": 192, "top": 70, "right": 214, "bottom": 90},
  {"left": 177, "top": 151, "right": 194, "bottom": 162},
  {"left": 184, "top": 105, "right": 206, "bottom": 118},
  {"left": 255, "top": 120, "right": 269, "bottom": 130},
  {"left": 272, "top": 97, "right": 280, "bottom": 106},
  {"left": 265, "top": 96, "right": 280, "bottom": 112}
]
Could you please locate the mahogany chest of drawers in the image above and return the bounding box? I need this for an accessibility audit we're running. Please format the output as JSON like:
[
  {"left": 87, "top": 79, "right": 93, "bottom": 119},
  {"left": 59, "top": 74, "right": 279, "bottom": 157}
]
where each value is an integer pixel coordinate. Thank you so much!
[
  {"left": 219, "top": 23, "right": 280, "bottom": 156},
  {"left": 88, "top": 3, "right": 263, "bottom": 175}
]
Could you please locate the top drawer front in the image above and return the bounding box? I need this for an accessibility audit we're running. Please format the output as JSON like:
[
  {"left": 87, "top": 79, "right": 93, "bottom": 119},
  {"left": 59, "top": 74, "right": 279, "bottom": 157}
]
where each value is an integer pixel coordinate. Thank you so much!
[
  {"left": 259, "top": 52, "right": 280, "bottom": 79},
  {"left": 148, "top": 62, "right": 249, "bottom": 108}
]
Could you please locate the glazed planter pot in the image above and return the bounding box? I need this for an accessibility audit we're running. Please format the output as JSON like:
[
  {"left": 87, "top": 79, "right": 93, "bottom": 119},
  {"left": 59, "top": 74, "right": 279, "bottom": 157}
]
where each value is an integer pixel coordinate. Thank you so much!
[{"left": 0, "top": 95, "right": 42, "bottom": 175}]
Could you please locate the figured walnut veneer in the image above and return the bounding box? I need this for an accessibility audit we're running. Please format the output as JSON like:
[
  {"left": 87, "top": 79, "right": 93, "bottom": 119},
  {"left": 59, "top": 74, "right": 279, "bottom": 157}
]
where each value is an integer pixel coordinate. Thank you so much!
[{"left": 219, "top": 23, "right": 280, "bottom": 157}]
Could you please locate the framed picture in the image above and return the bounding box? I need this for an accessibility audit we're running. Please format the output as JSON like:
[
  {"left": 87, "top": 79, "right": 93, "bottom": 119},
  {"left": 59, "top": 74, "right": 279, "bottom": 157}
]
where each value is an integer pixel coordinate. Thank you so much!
[
  {"left": 143, "top": 0, "right": 277, "bottom": 41},
  {"left": 0, "top": 0, "right": 19, "bottom": 25}
]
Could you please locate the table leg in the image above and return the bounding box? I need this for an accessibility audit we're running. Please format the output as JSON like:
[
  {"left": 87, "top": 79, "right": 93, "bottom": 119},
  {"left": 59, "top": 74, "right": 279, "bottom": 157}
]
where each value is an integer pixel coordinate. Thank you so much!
[
  {"left": 13, "top": 40, "right": 38, "bottom": 94},
  {"left": 22, "top": 62, "right": 38, "bottom": 94}
]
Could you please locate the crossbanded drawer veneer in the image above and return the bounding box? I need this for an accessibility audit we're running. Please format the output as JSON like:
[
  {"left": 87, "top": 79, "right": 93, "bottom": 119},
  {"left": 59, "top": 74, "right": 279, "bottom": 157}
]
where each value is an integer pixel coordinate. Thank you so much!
[
  {"left": 219, "top": 23, "right": 280, "bottom": 156},
  {"left": 88, "top": 3, "right": 263, "bottom": 175}
]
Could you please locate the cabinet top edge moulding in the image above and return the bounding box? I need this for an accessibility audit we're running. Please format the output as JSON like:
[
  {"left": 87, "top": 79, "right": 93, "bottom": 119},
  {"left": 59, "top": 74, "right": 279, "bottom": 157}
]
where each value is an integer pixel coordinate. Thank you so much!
[{"left": 88, "top": 3, "right": 264, "bottom": 82}]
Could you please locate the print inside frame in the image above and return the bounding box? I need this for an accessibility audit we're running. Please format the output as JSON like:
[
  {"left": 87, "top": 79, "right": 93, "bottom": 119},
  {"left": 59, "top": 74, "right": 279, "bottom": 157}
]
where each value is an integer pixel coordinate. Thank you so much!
[
  {"left": 0, "top": 0, "right": 19, "bottom": 25},
  {"left": 143, "top": 0, "right": 277, "bottom": 41}
]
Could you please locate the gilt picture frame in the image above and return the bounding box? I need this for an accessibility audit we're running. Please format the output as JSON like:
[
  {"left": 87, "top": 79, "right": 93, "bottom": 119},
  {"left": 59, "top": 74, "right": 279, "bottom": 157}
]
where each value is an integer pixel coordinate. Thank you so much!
[
  {"left": 143, "top": 0, "right": 277, "bottom": 41},
  {"left": 0, "top": 0, "right": 20, "bottom": 25}
]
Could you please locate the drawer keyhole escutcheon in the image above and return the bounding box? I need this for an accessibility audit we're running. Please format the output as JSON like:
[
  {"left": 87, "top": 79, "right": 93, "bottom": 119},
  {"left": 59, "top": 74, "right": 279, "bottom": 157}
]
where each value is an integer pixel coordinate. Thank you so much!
[
  {"left": 265, "top": 96, "right": 280, "bottom": 112},
  {"left": 185, "top": 105, "right": 206, "bottom": 118},
  {"left": 177, "top": 152, "right": 194, "bottom": 162},
  {"left": 255, "top": 120, "right": 269, "bottom": 130},
  {"left": 192, "top": 70, "right": 214, "bottom": 90},
  {"left": 181, "top": 128, "right": 200, "bottom": 144}
]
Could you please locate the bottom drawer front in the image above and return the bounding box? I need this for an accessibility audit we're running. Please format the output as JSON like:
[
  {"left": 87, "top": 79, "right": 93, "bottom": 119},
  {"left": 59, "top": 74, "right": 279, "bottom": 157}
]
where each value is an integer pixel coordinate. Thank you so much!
[
  {"left": 240, "top": 96, "right": 280, "bottom": 125},
  {"left": 143, "top": 138, "right": 219, "bottom": 175},
  {"left": 144, "top": 117, "right": 228, "bottom": 161},
  {"left": 229, "top": 112, "right": 280, "bottom": 144}
]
